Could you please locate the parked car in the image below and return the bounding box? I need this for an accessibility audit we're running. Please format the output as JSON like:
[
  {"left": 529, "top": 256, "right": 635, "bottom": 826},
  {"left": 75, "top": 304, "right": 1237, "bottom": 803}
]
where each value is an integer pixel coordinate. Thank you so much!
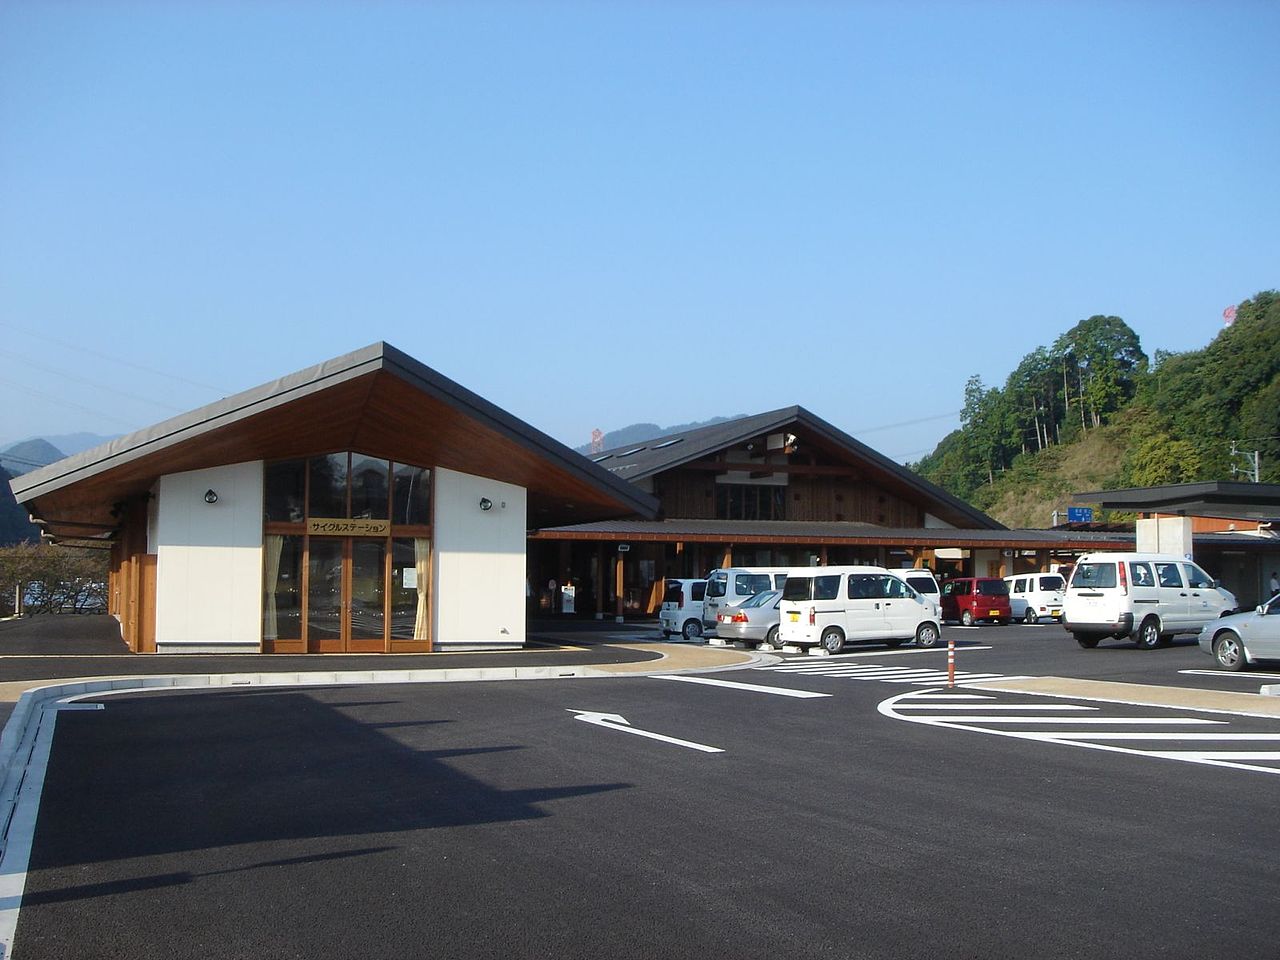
[
  {"left": 893, "top": 568, "right": 941, "bottom": 615},
  {"left": 1198, "top": 593, "right": 1280, "bottom": 670},
  {"left": 940, "top": 577, "right": 1012, "bottom": 626},
  {"left": 702, "top": 567, "right": 789, "bottom": 632},
  {"left": 716, "top": 589, "right": 783, "bottom": 648},
  {"left": 1004, "top": 572, "right": 1066, "bottom": 623},
  {"left": 659, "top": 578, "right": 707, "bottom": 640},
  {"left": 1064, "top": 552, "right": 1236, "bottom": 650},
  {"left": 778, "top": 565, "right": 941, "bottom": 654}
]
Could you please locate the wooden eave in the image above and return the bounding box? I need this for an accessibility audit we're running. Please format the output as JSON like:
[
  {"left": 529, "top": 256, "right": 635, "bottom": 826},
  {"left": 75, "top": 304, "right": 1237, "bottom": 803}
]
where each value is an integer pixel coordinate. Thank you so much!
[{"left": 13, "top": 344, "right": 657, "bottom": 533}]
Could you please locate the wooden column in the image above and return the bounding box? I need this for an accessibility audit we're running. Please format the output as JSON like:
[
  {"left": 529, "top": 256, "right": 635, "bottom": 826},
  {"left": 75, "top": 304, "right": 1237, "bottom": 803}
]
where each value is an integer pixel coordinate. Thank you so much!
[
  {"left": 595, "top": 544, "right": 606, "bottom": 620},
  {"left": 721, "top": 545, "right": 733, "bottom": 569},
  {"left": 614, "top": 552, "right": 624, "bottom": 623}
]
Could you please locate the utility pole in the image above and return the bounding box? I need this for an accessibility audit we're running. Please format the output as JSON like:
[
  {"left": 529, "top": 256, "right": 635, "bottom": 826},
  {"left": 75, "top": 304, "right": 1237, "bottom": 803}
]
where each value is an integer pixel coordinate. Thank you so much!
[{"left": 1229, "top": 441, "right": 1260, "bottom": 482}]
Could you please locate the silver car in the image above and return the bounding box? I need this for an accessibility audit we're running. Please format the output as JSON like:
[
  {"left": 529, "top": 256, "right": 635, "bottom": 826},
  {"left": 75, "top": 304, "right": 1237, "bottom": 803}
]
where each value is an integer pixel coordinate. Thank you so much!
[
  {"left": 1198, "top": 593, "right": 1280, "bottom": 670},
  {"left": 716, "top": 589, "right": 783, "bottom": 648}
]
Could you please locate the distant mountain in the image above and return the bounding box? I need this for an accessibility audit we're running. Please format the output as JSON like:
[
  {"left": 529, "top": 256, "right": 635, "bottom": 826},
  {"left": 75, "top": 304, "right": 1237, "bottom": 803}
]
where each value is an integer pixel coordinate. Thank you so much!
[
  {"left": 0, "top": 439, "right": 65, "bottom": 477},
  {"left": 1, "top": 432, "right": 115, "bottom": 459},
  {"left": 0, "top": 465, "right": 39, "bottom": 546},
  {"left": 575, "top": 416, "right": 745, "bottom": 454}
]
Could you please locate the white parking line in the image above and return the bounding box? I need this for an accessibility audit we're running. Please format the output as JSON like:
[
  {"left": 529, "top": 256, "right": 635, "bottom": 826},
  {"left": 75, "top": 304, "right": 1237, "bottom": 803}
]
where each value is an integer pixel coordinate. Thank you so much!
[
  {"left": 921, "top": 716, "right": 1224, "bottom": 725},
  {"left": 1179, "top": 669, "right": 1280, "bottom": 681},
  {"left": 652, "top": 676, "right": 831, "bottom": 698},
  {"left": 892, "top": 704, "right": 1096, "bottom": 711}
]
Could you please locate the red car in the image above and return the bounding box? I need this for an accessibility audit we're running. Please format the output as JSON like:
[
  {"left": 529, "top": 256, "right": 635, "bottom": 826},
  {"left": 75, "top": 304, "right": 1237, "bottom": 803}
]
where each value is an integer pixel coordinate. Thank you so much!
[{"left": 941, "top": 577, "right": 1012, "bottom": 626}]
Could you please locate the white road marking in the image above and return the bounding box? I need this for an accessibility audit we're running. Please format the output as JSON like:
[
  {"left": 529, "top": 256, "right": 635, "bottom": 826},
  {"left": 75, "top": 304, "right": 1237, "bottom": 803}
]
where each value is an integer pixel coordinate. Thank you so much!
[
  {"left": 878, "top": 688, "right": 1280, "bottom": 777},
  {"left": 567, "top": 710, "right": 724, "bottom": 753},
  {"left": 892, "top": 703, "right": 1096, "bottom": 711},
  {"left": 652, "top": 676, "right": 831, "bottom": 698},
  {"left": 1179, "top": 669, "right": 1280, "bottom": 681}
]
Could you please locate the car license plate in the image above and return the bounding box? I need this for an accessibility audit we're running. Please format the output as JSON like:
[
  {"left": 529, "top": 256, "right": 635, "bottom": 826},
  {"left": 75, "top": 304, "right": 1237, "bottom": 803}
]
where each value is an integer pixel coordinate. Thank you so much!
[
  {"left": 988, "top": 609, "right": 1000, "bottom": 617},
  {"left": 789, "top": 612, "right": 799, "bottom": 622},
  {"left": 1049, "top": 607, "right": 1061, "bottom": 617}
]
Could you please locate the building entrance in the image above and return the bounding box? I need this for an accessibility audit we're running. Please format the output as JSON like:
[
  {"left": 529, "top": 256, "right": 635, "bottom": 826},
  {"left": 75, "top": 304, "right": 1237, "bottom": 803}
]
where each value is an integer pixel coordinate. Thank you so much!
[{"left": 306, "top": 537, "right": 388, "bottom": 653}]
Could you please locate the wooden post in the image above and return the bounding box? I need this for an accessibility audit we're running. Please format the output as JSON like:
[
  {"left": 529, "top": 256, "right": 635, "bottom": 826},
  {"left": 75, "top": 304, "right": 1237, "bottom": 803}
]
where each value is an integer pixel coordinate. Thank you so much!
[
  {"left": 721, "top": 545, "right": 733, "bottom": 569},
  {"left": 614, "top": 552, "right": 624, "bottom": 623},
  {"left": 595, "top": 544, "right": 606, "bottom": 620}
]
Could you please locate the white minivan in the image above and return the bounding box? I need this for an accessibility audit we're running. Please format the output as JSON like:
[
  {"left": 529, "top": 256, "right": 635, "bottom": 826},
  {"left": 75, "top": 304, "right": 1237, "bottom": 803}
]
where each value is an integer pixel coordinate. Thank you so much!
[
  {"left": 659, "top": 578, "right": 707, "bottom": 641},
  {"left": 1063, "top": 552, "right": 1237, "bottom": 650},
  {"left": 778, "top": 565, "right": 941, "bottom": 654},
  {"left": 702, "top": 567, "right": 789, "bottom": 632},
  {"left": 1005, "top": 572, "right": 1066, "bottom": 623},
  {"left": 895, "top": 568, "right": 941, "bottom": 615}
]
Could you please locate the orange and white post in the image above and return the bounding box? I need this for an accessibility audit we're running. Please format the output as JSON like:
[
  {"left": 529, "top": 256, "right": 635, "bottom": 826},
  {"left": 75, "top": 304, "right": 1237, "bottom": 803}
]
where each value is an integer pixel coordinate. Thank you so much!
[{"left": 947, "top": 638, "right": 956, "bottom": 688}]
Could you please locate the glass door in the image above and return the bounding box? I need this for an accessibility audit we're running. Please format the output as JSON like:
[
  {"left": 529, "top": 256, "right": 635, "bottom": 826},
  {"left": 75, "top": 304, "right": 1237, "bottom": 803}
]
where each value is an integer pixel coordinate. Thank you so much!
[{"left": 306, "top": 537, "right": 389, "bottom": 652}]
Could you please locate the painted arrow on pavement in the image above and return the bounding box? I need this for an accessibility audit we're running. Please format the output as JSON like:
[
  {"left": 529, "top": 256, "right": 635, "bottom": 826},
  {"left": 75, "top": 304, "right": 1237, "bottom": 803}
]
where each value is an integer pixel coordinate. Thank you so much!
[{"left": 567, "top": 710, "right": 724, "bottom": 753}]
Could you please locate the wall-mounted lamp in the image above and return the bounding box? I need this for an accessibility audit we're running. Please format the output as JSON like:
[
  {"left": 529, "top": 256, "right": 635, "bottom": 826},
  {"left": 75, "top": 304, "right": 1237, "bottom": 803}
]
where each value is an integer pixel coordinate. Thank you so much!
[
  {"left": 204, "top": 489, "right": 219, "bottom": 505},
  {"left": 478, "top": 497, "right": 493, "bottom": 511}
]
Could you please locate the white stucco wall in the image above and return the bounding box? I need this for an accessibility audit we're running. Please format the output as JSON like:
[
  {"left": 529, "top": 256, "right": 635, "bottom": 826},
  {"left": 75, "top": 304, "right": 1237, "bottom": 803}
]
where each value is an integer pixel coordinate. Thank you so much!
[
  {"left": 154, "top": 461, "right": 264, "bottom": 652},
  {"left": 432, "top": 467, "right": 526, "bottom": 649}
]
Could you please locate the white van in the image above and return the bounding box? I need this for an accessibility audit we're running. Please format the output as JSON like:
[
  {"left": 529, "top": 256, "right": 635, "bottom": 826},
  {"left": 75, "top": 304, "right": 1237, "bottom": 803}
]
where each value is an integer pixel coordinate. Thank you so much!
[
  {"left": 702, "top": 567, "right": 789, "bottom": 632},
  {"left": 1005, "top": 572, "right": 1066, "bottom": 623},
  {"left": 778, "top": 565, "right": 942, "bottom": 654},
  {"left": 659, "top": 579, "right": 707, "bottom": 640},
  {"left": 895, "top": 568, "right": 941, "bottom": 615},
  {"left": 1063, "top": 552, "right": 1237, "bottom": 650}
]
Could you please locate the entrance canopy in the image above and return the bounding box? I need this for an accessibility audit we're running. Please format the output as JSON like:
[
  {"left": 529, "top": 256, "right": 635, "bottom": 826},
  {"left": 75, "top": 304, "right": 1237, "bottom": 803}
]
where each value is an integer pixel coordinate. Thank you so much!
[
  {"left": 13, "top": 342, "right": 657, "bottom": 540},
  {"left": 1072, "top": 482, "right": 1280, "bottom": 522}
]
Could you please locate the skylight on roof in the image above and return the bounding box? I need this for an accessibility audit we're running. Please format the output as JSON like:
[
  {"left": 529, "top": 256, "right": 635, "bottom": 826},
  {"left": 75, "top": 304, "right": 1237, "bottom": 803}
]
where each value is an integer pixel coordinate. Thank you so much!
[
  {"left": 619, "top": 446, "right": 646, "bottom": 456},
  {"left": 652, "top": 438, "right": 684, "bottom": 449},
  {"left": 592, "top": 454, "right": 613, "bottom": 463}
]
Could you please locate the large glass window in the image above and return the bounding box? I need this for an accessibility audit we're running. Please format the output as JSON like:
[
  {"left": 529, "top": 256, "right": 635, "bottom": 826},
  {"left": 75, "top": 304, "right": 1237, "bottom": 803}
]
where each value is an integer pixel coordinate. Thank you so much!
[
  {"left": 263, "top": 534, "right": 302, "bottom": 639},
  {"left": 392, "top": 463, "right": 431, "bottom": 525},
  {"left": 351, "top": 454, "right": 390, "bottom": 520},
  {"left": 715, "top": 484, "right": 786, "bottom": 521},
  {"left": 264, "top": 459, "right": 306, "bottom": 522},
  {"left": 309, "top": 454, "right": 349, "bottom": 518},
  {"left": 391, "top": 537, "right": 430, "bottom": 641}
]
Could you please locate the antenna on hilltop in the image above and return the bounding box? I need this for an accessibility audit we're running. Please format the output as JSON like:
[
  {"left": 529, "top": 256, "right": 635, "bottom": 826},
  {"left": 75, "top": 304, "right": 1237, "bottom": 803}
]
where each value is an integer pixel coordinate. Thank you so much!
[{"left": 590, "top": 429, "right": 604, "bottom": 454}]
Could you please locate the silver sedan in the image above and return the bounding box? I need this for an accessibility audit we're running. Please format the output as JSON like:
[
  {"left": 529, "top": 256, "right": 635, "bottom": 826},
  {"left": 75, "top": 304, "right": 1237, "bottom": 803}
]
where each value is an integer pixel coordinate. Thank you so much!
[
  {"left": 716, "top": 589, "right": 783, "bottom": 648},
  {"left": 1198, "top": 593, "right": 1280, "bottom": 670}
]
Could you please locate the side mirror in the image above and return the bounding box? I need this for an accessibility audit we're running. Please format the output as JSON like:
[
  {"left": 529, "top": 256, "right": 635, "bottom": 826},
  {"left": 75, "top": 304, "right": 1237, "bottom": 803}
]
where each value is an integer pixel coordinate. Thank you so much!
[{"left": 1258, "top": 604, "right": 1269, "bottom": 616}]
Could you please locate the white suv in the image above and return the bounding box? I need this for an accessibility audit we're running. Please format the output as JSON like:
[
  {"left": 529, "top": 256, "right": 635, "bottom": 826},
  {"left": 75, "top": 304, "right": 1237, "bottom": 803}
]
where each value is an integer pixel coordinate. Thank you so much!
[{"left": 1063, "top": 552, "right": 1236, "bottom": 650}]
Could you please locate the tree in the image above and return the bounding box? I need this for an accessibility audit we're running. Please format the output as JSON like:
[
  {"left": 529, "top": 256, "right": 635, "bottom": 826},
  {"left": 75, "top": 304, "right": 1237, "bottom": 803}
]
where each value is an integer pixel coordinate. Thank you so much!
[
  {"left": 0, "top": 544, "right": 108, "bottom": 615},
  {"left": 1125, "top": 434, "right": 1203, "bottom": 487},
  {"left": 1052, "top": 315, "right": 1148, "bottom": 429}
]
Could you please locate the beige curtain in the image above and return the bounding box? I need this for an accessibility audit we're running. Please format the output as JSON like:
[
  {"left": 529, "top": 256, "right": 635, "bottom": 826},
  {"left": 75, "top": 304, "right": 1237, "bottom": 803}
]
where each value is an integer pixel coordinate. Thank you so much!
[
  {"left": 263, "top": 535, "right": 284, "bottom": 641},
  {"left": 413, "top": 538, "right": 430, "bottom": 641}
]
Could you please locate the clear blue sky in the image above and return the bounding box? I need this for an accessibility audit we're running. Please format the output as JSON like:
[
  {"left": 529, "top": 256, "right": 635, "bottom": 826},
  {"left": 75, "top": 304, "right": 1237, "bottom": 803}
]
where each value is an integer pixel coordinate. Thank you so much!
[{"left": 2, "top": 1, "right": 1277, "bottom": 464}]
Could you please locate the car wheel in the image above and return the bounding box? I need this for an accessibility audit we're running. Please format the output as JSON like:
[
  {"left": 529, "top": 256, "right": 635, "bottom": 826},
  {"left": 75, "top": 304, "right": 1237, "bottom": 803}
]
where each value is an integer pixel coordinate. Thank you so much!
[
  {"left": 915, "top": 622, "right": 940, "bottom": 648},
  {"left": 1023, "top": 608, "right": 1038, "bottom": 624},
  {"left": 1135, "top": 617, "right": 1162, "bottom": 650},
  {"left": 1074, "top": 632, "right": 1101, "bottom": 649},
  {"left": 1213, "top": 631, "right": 1246, "bottom": 671},
  {"left": 820, "top": 627, "right": 845, "bottom": 655},
  {"left": 766, "top": 625, "right": 783, "bottom": 650},
  {"left": 681, "top": 619, "right": 703, "bottom": 641},
  {"left": 960, "top": 610, "right": 974, "bottom": 627}
]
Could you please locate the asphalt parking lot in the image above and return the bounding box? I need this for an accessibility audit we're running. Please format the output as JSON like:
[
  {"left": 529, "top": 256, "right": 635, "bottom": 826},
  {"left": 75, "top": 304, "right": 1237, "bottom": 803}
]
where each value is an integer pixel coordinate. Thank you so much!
[{"left": 3, "top": 616, "right": 1280, "bottom": 958}]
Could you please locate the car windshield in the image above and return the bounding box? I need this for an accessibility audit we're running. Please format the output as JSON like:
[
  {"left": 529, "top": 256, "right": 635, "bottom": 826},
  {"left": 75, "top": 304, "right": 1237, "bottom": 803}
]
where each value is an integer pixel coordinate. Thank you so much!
[
  {"left": 706, "top": 573, "right": 727, "bottom": 598},
  {"left": 663, "top": 583, "right": 684, "bottom": 604},
  {"left": 1039, "top": 575, "right": 1065, "bottom": 591},
  {"left": 742, "top": 589, "right": 781, "bottom": 609},
  {"left": 904, "top": 577, "right": 936, "bottom": 593},
  {"left": 1071, "top": 563, "right": 1116, "bottom": 589},
  {"left": 782, "top": 577, "right": 812, "bottom": 601},
  {"left": 976, "top": 580, "right": 1009, "bottom": 596}
]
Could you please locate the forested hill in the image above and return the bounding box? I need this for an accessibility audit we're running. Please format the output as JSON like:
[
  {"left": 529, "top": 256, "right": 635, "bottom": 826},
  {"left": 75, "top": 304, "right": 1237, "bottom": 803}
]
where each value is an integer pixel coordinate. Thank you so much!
[{"left": 910, "top": 290, "right": 1280, "bottom": 528}]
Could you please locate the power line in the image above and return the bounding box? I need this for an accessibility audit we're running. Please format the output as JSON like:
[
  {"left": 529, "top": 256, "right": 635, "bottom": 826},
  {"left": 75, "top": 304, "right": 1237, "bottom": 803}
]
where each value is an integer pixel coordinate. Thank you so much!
[
  {"left": 0, "top": 348, "right": 182, "bottom": 413},
  {"left": 0, "top": 320, "right": 229, "bottom": 394},
  {"left": 0, "top": 376, "right": 144, "bottom": 429}
]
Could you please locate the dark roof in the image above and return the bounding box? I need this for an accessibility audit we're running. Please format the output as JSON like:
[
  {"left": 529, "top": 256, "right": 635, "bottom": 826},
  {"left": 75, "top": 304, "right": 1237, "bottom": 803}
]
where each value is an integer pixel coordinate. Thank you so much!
[
  {"left": 589, "top": 405, "right": 1003, "bottom": 530},
  {"left": 533, "top": 519, "right": 1129, "bottom": 549},
  {"left": 12, "top": 342, "right": 658, "bottom": 535},
  {"left": 1073, "top": 482, "right": 1280, "bottom": 521},
  {"left": 533, "top": 518, "right": 1280, "bottom": 552}
]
